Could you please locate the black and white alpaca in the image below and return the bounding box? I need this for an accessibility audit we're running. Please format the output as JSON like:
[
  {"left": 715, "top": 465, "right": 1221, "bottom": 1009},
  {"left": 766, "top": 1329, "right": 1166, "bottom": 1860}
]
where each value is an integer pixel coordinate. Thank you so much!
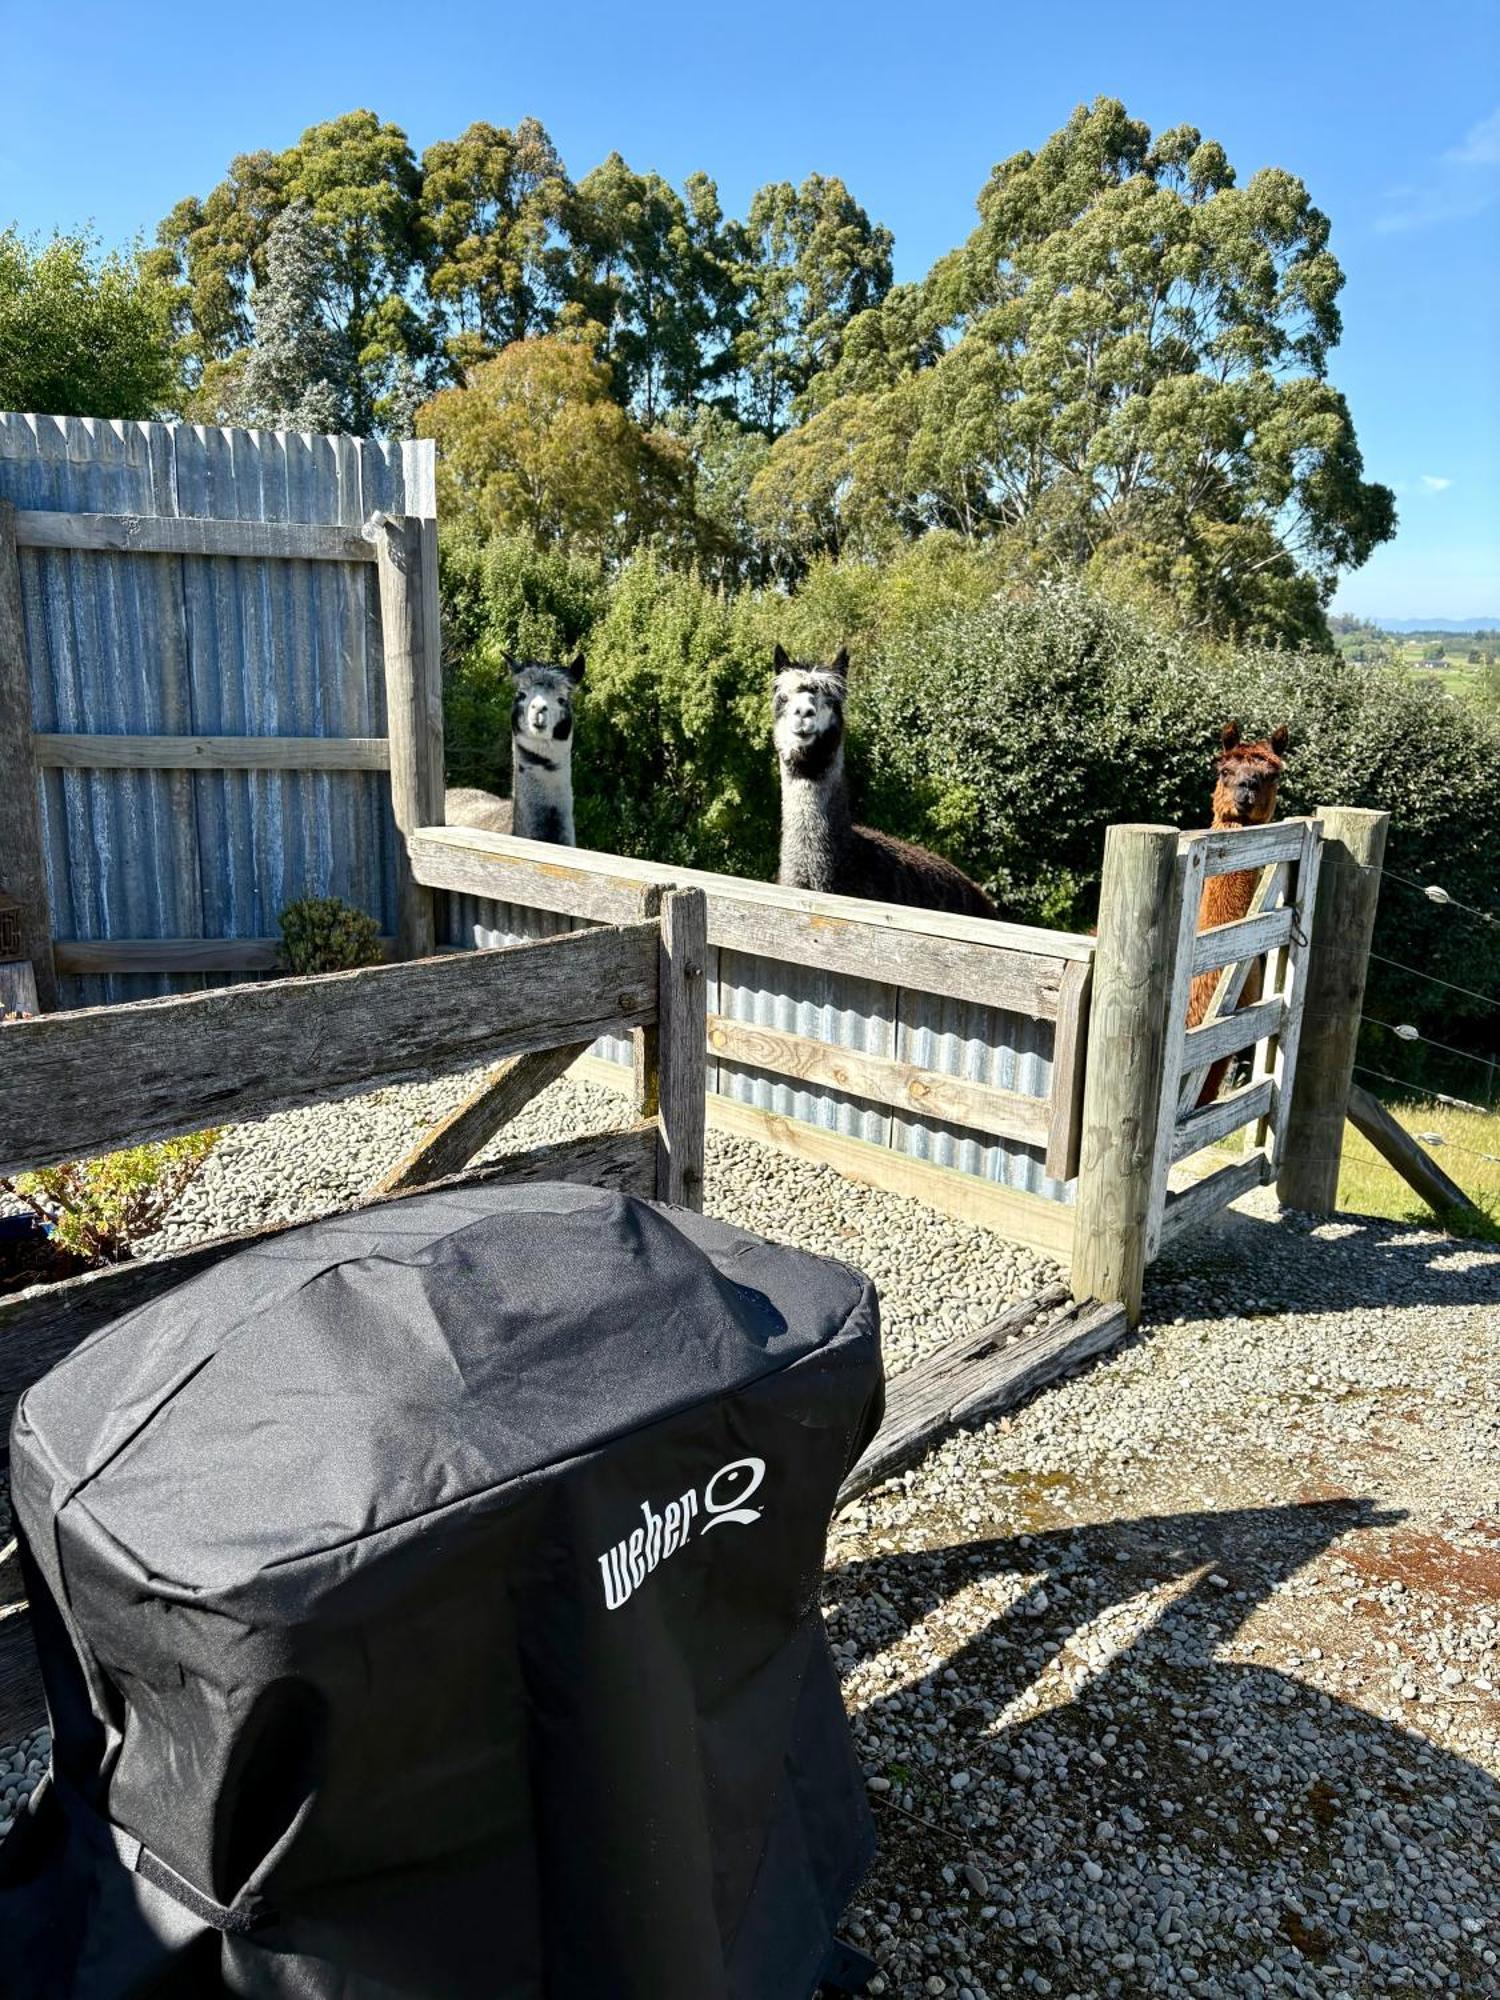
[
  {"left": 772, "top": 644, "right": 997, "bottom": 917},
  {"left": 444, "top": 654, "right": 584, "bottom": 845}
]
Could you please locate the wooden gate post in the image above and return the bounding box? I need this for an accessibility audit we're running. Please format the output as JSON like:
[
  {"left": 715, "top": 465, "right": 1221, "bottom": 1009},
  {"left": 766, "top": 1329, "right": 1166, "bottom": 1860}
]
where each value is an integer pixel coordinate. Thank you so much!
[
  {"left": 1071, "top": 825, "right": 1182, "bottom": 1326},
  {"left": 656, "top": 888, "right": 708, "bottom": 1210},
  {"left": 1277, "top": 805, "right": 1389, "bottom": 1213},
  {"left": 0, "top": 502, "right": 57, "bottom": 1010},
  {"left": 370, "top": 513, "right": 444, "bottom": 960}
]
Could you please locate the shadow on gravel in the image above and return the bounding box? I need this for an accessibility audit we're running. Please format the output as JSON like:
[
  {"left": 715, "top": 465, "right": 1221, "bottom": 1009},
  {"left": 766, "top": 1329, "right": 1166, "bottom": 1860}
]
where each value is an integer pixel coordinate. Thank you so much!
[
  {"left": 830, "top": 1497, "right": 1499, "bottom": 1993},
  {"left": 1152, "top": 1200, "right": 1500, "bottom": 1316}
]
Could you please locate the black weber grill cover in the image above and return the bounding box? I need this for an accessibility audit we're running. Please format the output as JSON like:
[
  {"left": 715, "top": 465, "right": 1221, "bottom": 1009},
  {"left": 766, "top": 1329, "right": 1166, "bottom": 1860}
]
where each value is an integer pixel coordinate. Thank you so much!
[{"left": 1, "top": 1183, "right": 884, "bottom": 1999}]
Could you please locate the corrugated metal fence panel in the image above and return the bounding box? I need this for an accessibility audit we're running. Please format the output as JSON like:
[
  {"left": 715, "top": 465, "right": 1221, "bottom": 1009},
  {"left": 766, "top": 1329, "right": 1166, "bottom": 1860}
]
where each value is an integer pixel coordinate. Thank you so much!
[
  {"left": 0, "top": 414, "right": 432, "bottom": 1007},
  {"left": 714, "top": 946, "right": 897, "bottom": 1149},
  {"left": 892, "top": 991, "right": 1069, "bottom": 1201}
]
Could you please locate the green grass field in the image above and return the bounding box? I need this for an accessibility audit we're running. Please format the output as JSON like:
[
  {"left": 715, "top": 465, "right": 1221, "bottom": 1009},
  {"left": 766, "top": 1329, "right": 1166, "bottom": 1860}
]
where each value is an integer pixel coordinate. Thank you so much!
[{"left": 1337, "top": 1096, "right": 1500, "bottom": 1238}]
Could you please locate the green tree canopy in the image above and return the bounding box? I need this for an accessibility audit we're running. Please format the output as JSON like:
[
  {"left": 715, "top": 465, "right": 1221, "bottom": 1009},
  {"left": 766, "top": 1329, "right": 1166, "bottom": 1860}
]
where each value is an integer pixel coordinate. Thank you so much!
[
  {"left": 0, "top": 230, "right": 181, "bottom": 419},
  {"left": 151, "top": 110, "right": 432, "bottom": 430},
  {"left": 421, "top": 118, "right": 573, "bottom": 364},
  {"left": 735, "top": 175, "right": 894, "bottom": 436},
  {"left": 415, "top": 329, "right": 691, "bottom": 557},
  {"left": 760, "top": 99, "right": 1394, "bottom": 644},
  {"left": 566, "top": 156, "right": 743, "bottom": 423}
]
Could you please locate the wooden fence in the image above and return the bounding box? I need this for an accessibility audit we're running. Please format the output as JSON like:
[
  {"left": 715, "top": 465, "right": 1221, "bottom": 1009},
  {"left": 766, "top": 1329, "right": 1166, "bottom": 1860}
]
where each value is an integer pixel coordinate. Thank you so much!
[
  {"left": 0, "top": 888, "right": 708, "bottom": 1739},
  {"left": 0, "top": 415, "right": 441, "bottom": 1006},
  {"left": 419, "top": 826, "right": 1093, "bottom": 1261}
]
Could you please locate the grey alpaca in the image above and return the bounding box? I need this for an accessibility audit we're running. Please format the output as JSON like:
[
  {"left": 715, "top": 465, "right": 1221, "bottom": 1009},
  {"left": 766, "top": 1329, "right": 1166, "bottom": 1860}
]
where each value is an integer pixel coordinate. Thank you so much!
[
  {"left": 444, "top": 654, "right": 584, "bottom": 846},
  {"left": 772, "top": 644, "right": 997, "bottom": 917}
]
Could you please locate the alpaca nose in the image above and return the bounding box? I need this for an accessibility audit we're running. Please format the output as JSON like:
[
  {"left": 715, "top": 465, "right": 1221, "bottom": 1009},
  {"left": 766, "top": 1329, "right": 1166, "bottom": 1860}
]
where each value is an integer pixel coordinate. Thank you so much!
[{"left": 527, "top": 701, "right": 550, "bottom": 733}]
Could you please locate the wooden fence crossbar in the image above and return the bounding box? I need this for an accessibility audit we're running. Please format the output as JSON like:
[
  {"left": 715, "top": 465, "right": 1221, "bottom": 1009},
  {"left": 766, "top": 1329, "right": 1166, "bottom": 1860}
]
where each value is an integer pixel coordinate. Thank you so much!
[
  {"left": 33, "top": 734, "right": 391, "bottom": 772},
  {"left": 12, "top": 509, "right": 377, "bottom": 563}
]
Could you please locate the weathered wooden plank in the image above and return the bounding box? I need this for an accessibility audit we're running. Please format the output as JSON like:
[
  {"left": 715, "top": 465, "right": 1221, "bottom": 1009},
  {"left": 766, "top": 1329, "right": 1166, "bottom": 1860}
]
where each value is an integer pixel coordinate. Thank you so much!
[
  {"left": 411, "top": 824, "right": 1095, "bottom": 957},
  {"left": 1278, "top": 809, "right": 1391, "bottom": 1212},
  {"left": 409, "top": 828, "right": 1080, "bottom": 1015},
  {"left": 1158, "top": 1153, "right": 1269, "bottom": 1248},
  {"left": 1071, "top": 826, "right": 1181, "bottom": 1325},
  {"left": 1186, "top": 818, "right": 1313, "bottom": 876},
  {"left": 707, "top": 1016, "right": 1051, "bottom": 1146},
  {"left": 12, "top": 509, "right": 376, "bottom": 563},
  {"left": 1253, "top": 820, "right": 1323, "bottom": 1174},
  {"left": 1177, "top": 863, "right": 1287, "bottom": 1115},
  {"left": 1180, "top": 993, "right": 1284, "bottom": 1072},
  {"left": 705, "top": 1095, "right": 1075, "bottom": 1260},
  {"left": 0, "top": 1123, "right": 660, "bottom": 1462},
  {"left": 52, "top": 936, "right": 399, "bottom": 975},
  {"left": 1189, "top": 903, "right": 1296, "bottom": 974},
  {"left": 371, "top": 514, "right": 444, "bottom": 959},
  {"left": 1045, "top": 957, "right": 1093, "bottom": 1182},
  {"left": 837, "top": 1289, "right": 1127, "bottom": 1506},
  {"left": 1144, "top": 839, "right": 1209, "bottom": 1259},
  {"left": 369, "top": 1039, "right": 593, "bottom": 1195},
  {"left": 0, "top": 923, "right": 658, "bottom": 1178},
  {"left": 657, "top": 889, "right": 708, "bottom": 1209},
  {"left": 0, "top": 502, "right": 57, "bottom": 1010},
  {"left": 33, "top": 733, "right": 390, "bottom": 772},
  {"left": 0, "top": 960, "right": 38, "bottom": 1016},
  {"left": 1345, "top": 1083, "right": 1482, "bottom": 1222},
  {"left": 1171, "top": 1078, "right": 1274, "bottom": 1163}
]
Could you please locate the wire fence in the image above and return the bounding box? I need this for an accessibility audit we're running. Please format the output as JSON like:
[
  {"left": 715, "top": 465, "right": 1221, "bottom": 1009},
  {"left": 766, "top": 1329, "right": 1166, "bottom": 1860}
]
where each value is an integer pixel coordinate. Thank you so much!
[{"left": 1344, "top": 863, "right": 1500, "bottom": 1218}]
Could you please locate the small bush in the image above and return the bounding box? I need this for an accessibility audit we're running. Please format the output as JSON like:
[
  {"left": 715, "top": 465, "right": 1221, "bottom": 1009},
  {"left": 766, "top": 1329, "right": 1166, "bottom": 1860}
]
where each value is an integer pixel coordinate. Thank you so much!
[
  {"left": 6, "top": 1131, "right": 219, "bottom": 1265},
  {"left": 279, "top": 897, "right": 384, "bottom": 975},
  {"left": 572, "top": 553, "right": 784, "bottom": 877}
]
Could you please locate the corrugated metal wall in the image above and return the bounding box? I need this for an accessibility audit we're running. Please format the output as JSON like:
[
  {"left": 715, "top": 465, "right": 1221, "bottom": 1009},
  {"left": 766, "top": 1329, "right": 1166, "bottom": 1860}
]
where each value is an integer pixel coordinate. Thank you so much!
[
  {"left": 443, "top": 893, "right": 1067, "bottom": 1199},
  {"left": 0, "top": 414, "right": 434, "bottom": 1007}
]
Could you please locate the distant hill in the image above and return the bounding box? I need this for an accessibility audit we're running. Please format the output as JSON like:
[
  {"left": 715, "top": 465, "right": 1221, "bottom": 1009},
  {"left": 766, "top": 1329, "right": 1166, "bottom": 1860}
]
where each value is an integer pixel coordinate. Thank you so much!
[{"left": 1376, "top": 617, "right": 1500, "bottom": 634}]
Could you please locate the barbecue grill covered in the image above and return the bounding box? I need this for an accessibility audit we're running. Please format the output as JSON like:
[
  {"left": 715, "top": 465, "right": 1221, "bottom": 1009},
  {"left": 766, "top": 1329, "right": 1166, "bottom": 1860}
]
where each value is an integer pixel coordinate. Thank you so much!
[{"left": 0, "top": 1181, "right": 884, "bottom": 1998}]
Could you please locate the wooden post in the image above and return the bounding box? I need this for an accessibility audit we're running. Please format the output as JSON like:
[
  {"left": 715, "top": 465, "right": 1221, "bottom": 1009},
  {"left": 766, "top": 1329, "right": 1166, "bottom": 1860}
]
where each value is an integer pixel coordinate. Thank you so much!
[
  {"left": 0, "top": 504, "right": 57, "bottom": 1010},
  {"left": 1346, "top": 1083, "right": 1482, "bottom": 1223},
  {"left": 631, "top": 883, "right": 664, "bottom": 1117},
  {"left": 656, "top": 888, "right": 708, "bottom": 1210},
  {"left": 1071, "top": 825, "right": 1182, "bottom": 1326},
  {"left": 370, "top": 513, "right": 444, "bottom": 960},
  {"left": 1276, "top": 805, "right": 1389, "bottom": 1213}
]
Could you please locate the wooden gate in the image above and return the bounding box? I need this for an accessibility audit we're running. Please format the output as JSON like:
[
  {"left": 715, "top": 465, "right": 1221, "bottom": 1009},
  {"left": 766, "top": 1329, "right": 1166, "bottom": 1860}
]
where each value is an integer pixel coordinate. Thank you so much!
[{"left": 1146, "top": 817, "right": 1324, "bottom": 1256}]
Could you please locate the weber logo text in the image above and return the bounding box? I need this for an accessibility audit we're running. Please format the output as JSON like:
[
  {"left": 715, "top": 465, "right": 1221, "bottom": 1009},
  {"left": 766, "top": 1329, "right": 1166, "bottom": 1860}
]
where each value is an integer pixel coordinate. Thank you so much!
[{"left": 598, "top": 1457, "right": 766, "bottom": 1610}]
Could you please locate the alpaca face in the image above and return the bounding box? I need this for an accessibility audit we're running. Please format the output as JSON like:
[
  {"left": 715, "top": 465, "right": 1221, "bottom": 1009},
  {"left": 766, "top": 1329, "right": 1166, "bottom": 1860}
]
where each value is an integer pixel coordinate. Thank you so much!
[
  {"left": 1212, "top": 720, "right": 1289, "bottom": 826},
  {"left": 772, "top": 644, "right": 848, "bottom": 780},
  {"left": 509, "top": 655, "right": 584, "bottom": 761}
]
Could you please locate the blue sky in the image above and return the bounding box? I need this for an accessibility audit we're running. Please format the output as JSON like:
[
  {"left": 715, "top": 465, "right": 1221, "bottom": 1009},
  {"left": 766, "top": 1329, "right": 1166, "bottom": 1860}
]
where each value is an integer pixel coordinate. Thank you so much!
[{"left": 3, "top": 0, "right": 1496, "bottom": 619}]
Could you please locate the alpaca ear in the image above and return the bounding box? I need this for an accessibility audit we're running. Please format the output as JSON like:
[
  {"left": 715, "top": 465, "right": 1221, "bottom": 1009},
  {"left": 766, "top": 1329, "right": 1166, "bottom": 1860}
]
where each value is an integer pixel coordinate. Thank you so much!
[
  {"left": 831, "top": 646, "right": 850, "bottom": 677},
  {"left": 772, "top": 642, "right": 791, "bottom": 674},
  {"left": 1219, "top": 720, "right": 1241, "bottom": 752},
  {"left": 505, "top": 651, "right": 523, "bottom": 678},
  {"left": 1269, "top": 724, "right": 1289, "bottom": 755},
  {"left": 566, "top": 653, "right": 585, "bottom": 686}
]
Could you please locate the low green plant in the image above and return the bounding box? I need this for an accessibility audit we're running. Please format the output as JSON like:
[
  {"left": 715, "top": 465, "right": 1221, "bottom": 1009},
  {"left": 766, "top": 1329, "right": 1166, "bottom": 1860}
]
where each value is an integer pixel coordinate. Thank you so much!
[
  {"left": 5, "top": 1130, "right": 220, "bottom": 1264},
  {"left": 278, "top": 896, "right": 383, "bottom": 975}
]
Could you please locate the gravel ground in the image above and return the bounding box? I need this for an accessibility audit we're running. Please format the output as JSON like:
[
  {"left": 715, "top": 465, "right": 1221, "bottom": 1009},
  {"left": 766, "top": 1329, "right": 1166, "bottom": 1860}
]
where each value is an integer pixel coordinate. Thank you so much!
[{"left": 4, "top": 1075, "right": 1498, "bottom": 1997}]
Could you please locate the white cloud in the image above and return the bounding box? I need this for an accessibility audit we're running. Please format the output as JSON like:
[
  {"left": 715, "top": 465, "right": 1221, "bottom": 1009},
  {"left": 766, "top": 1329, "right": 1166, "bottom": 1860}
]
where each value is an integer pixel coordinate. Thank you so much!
[
  {"left": 1377, "top": 104, "right": 1500, "bottom": 232},
  {"left": 1447, "top": 106, "right": 1500, "bottom": 167},
  {"left": 1420, "top": 475, "right": 1453, "bottom": 493}
]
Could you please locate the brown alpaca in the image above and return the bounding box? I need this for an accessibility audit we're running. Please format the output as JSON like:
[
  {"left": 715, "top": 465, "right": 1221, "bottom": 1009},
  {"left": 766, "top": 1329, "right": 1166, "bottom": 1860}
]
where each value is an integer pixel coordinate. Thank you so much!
[{"left": 1186, "top": 721, "right": 1290, "bottom": 1104}]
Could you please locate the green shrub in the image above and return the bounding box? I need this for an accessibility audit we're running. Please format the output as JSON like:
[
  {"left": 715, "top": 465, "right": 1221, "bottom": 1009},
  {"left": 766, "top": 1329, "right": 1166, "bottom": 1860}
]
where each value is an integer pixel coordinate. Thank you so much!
[
  {"left": 279, "top": 896, "right": 383, "bottom": 975},
  {"left": 7, "top": 1131, "right": 219, "bottom": 1265},
  {"left": 856, "top": 578, "right": 1500, "bottom": 1072},
  {"left": 572, "top": 553, "right": 783, "bottom": 877}
]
